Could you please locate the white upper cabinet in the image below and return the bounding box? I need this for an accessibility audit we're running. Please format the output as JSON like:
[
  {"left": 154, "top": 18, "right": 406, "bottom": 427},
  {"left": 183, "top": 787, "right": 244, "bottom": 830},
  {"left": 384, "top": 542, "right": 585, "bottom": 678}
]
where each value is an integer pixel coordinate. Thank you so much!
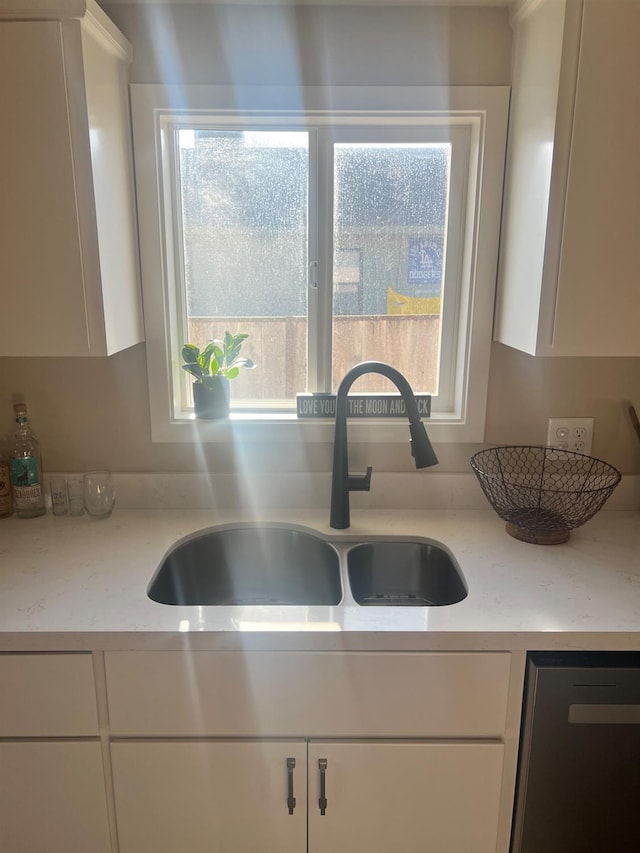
[
  {"left": 0, "top": 0, "right": 143, "bottom": 356},
  {"left": 495, "top": 0, "right": 640, "bottom": 356}
]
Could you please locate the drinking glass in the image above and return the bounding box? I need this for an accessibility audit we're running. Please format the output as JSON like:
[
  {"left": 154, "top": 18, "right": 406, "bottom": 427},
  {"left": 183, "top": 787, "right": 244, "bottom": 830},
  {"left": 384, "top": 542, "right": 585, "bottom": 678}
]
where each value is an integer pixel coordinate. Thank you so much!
[
  {"left": 83, "top": 471, "right": 115, "bottom": 518},
  {"left": 49, "top": 477, "right": 69, "bottom": 516},
  {"left": 67, "top": 477, "right": 85, "bottom": 516}
]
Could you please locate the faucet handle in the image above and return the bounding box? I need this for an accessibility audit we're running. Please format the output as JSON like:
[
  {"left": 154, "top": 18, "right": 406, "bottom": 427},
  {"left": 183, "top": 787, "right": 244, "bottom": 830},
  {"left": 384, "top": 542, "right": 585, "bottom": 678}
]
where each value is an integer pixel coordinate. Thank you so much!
[{"left": 347, "top": 466, "right": 372, "bottom": 492}]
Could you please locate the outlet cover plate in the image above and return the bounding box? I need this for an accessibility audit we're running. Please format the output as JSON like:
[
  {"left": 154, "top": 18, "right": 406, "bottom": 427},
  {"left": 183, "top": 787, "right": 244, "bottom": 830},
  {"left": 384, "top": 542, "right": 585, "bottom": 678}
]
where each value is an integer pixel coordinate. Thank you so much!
[{"left": 547, "top": 417, "right": 594, "bottom": 455}]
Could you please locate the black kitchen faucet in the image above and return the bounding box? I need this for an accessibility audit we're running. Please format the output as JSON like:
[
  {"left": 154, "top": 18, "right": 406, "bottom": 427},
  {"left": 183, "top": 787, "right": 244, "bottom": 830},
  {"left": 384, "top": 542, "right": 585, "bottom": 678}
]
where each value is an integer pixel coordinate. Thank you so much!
[{"left": 330, "top": 361, "right": 438, "bottom": 529}]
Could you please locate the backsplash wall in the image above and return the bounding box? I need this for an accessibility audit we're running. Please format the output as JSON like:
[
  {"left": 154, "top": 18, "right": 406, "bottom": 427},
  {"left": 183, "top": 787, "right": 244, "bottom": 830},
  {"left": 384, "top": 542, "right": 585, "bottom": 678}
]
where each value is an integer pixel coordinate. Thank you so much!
[{"left": 2, "top": 339, "right": 640, "bottom": 477}]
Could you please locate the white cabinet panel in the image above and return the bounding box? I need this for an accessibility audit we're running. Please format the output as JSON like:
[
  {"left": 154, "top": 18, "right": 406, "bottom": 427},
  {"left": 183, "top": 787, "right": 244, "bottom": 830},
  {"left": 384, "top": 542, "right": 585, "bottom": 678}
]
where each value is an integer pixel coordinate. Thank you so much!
[
  {"left": 0, "top": 21, "right": 89, "bottom": 354},
  {"left": 494, "top": 0, "right": 570, "bottom": 356},
  {"left": 308, "top": 741, "right": 504, "bottom": 853},
  {"left": 0, "top": 2, "right": 142, "bottom": 356},
  {"left": 110, "top": 738, "right": 504, "bottom": 853},
  {"left": 495, "top": 0, "right": 639, "bottom": 356},
  {"left": 105, "top": 650, "right": 511, "bottom": 737},
  {"left": 111, "top": 740, "right": 307, "bottom": 853},
  {"left": 80, "top": 16, "right": 143, "bottom": 355},
  {"left": 550, "top": 0, "right": 640, "bottom": 355},
  {"left": 0, "top": 741, "right": 111, "bottom": 853},
  {"left": 0, "top": 652, "right": 98, "bottom": 736}
]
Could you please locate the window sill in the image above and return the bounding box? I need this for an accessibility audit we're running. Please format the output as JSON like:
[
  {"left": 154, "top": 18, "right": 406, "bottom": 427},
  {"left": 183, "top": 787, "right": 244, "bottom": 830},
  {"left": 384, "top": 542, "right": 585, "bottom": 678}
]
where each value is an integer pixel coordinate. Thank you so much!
[{"left": 151, "top": 411, "right": 481, "bottom": 444}]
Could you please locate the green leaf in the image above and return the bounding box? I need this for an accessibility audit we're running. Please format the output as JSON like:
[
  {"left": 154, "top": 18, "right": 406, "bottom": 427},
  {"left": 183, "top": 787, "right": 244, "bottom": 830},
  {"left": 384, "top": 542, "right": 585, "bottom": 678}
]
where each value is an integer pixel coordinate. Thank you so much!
[
  {"left": 198, "top": 332, "right": 255, "bottom": 379},
  {"left": 234, "top": 357, "right": 255, "bottom": 370},
  {"left": 212, "top": 345, "right": 224, "bottom": 368},
  {"left": 230, "top": 333, "right": 247, "bottom": 356},
  {"left": 182, "top": 363, "right": 203, "bottom": 381},
  {"left": 232, "top": 334, "right": 249, "bottom": 364},
  {"left": 182, "top": 344, "right": 200, "bottom": 364},
  {"left": 199, "top": 342, "right": 217, "bottom": 374}
]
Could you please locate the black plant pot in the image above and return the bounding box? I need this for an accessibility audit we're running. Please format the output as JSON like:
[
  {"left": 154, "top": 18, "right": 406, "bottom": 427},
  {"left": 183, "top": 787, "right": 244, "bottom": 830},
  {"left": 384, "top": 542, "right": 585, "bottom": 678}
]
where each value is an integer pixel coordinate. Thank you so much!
[{"left": 193, "top": 378, "right": 230, "bottom": 420}]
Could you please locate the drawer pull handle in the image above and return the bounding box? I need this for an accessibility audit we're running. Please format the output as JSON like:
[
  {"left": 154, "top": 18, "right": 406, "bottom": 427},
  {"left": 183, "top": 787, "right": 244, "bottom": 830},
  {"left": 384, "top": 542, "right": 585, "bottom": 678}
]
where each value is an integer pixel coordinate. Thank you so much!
[
  {"left": 318, "top": 758, "right": 328, "bottom": 815},
  {"left": 287, "top": 757, "right": 296, "bottom": 815}
]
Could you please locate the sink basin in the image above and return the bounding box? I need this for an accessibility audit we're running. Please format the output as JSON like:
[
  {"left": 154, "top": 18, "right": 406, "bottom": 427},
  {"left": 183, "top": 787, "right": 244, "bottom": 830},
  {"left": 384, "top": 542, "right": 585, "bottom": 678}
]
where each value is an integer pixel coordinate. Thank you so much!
[
  {"left": 148, "top": 526, "right": 342, "bottom": 606},
  {"left": 347, "top": 540, "right": 467, "bottom": 606}
]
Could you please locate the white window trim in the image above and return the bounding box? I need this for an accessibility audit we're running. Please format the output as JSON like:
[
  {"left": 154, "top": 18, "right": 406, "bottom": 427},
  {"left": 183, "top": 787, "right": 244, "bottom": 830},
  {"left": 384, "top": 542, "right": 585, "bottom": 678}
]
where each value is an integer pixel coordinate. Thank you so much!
[{"left": 131, "top": 84, "right": 509, "bottom": 444}]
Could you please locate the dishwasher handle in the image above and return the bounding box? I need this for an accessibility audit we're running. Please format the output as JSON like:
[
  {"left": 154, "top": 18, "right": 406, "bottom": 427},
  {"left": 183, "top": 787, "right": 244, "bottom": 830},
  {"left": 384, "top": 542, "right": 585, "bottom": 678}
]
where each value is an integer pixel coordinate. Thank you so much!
[{"left": 569, "top": 703, "right": 640, "bottom": 725}]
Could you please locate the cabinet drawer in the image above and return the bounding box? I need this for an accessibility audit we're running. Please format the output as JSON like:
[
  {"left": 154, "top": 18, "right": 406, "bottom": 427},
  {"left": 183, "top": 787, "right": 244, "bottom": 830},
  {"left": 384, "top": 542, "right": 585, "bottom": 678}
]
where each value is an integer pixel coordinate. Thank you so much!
[
  {"left": 0, "top": 741, "right": 111, "bottom": 853},
  {"left": 105, "top": 651, "right": 511, "bottom": 737},
  {"left": 0, "top": 653, "right": 98, "bottom": 736}
]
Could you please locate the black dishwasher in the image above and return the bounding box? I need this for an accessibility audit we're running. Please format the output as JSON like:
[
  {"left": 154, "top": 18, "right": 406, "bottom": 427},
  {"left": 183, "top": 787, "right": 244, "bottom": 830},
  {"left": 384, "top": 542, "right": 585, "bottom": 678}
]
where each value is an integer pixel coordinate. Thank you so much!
[{"left": 511, "top": 651, "right": 640, "bottom": 853}]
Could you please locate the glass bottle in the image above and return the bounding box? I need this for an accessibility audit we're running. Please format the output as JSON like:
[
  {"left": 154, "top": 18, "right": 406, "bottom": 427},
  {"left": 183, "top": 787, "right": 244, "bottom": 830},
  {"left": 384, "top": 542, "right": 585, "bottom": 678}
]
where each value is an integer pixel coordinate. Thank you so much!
[
  {"left": 0, "top": 448, "right": 13, "bottom": 518},
  {"left": 9, "top": 403, "right": 45, "bottom": 518}
]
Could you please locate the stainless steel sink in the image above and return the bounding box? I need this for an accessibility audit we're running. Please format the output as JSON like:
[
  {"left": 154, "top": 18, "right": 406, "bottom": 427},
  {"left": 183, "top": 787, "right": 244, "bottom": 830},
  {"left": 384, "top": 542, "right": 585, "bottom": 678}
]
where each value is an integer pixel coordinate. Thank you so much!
[
  {"left": 148, "top": 525, "right": 467, "bottom": 608},
  {"left": 148, "top": 526, "right": 342, "bottom": 606},
  {"left": 346, "top": 540, "right": 468, "bottom": 606}
]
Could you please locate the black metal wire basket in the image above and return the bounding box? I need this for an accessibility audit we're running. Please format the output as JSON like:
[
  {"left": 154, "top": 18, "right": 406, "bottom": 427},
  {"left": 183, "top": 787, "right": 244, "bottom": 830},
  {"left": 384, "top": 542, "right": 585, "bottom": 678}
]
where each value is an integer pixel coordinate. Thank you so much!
[{"left": 470, "top": 445, "right": 622, "bottom": 544}]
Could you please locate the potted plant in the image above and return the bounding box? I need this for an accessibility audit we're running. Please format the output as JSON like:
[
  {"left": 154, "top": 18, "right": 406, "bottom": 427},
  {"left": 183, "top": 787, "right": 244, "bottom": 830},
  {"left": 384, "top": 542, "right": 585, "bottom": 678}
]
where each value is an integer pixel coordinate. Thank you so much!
[{"left": 182, "top": 332, "right": 255, "bottom": 420}]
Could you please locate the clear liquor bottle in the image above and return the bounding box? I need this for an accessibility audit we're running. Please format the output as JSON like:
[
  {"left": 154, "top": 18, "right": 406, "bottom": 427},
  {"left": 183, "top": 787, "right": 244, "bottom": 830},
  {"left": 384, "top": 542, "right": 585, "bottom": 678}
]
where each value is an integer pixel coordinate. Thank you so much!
[{"left": 9, "top": 403, "right": 45, "bottom": 518}]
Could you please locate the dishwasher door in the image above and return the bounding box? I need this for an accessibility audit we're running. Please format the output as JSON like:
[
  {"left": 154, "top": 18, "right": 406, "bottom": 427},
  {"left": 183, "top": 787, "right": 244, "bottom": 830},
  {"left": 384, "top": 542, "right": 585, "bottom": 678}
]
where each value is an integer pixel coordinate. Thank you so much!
[{"left": 511, "top": 652, "right": 640, "bottom": 853}]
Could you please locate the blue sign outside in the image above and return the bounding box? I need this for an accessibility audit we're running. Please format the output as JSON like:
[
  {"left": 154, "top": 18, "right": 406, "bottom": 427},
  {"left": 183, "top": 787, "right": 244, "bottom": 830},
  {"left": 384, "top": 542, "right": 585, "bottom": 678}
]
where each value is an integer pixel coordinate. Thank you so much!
[{"left": 407, "top": 238, "right": 443, "bottom": 297}]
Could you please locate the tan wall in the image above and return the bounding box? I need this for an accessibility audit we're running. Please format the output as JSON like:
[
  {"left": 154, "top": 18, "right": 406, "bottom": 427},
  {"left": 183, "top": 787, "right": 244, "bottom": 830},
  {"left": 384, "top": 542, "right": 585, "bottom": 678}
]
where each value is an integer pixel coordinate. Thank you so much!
[
  {"left": 2, "top": 3, "right": 640, "bottom": 476},
  {"left": 3, "top": 343, "right": 640, "bottom": 474},
  {"left": 103, "top": 3, "right": 513, "bottom": 87}
]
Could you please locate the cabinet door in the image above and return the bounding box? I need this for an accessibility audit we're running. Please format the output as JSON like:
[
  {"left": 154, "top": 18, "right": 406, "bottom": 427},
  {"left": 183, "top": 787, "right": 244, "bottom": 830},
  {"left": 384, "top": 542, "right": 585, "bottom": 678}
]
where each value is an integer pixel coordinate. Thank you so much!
[
  {"left": 308, "top": 741, "right": 503, "bottom": 853},
  {"left": 0, "top": 20, "right": 90, "bottom": 356},
  {"left": 0, "top": 741, "right": 111, "bottom": 853},
  {"left": 548, "top": 0, "right": 640, "bottom": 356},
  {"left": 111, "top": 740, "right": 306, "bottom": 853},
  {"left": 495, "top": 0, "right": 640, "bottom": 357},
  {"left": 0, "top": 15, "right": 142, "bottom": 357}
]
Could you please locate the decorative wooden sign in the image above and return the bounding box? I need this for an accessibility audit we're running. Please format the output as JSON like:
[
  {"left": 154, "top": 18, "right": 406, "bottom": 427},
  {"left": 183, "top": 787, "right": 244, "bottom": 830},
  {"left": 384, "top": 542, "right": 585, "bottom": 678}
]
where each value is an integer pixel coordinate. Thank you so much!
[{"left": 296, "top": 393, "right": 431, "bottom": 419}]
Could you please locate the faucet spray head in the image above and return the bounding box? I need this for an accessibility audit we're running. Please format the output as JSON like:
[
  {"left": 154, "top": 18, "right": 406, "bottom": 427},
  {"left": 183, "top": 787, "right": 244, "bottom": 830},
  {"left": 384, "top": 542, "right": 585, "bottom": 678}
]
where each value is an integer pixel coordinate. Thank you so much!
[{"left": 409, "top": 421, "right": 439, "bottom": 469}]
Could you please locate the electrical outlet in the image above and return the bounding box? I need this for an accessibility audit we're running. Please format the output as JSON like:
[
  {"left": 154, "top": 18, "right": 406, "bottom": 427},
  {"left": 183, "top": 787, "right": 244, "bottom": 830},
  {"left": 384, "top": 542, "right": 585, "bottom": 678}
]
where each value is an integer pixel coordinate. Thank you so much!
[{"left": 547, "top": 418, "right": 594, "bottom": 455}]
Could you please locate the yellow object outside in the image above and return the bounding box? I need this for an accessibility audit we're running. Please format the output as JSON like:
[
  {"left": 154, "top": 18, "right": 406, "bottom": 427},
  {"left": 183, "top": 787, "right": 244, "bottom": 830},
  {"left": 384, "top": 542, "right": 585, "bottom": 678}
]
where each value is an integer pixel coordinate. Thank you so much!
[{"left": 386, "top": 286, "right": 441, "bottom": 315}]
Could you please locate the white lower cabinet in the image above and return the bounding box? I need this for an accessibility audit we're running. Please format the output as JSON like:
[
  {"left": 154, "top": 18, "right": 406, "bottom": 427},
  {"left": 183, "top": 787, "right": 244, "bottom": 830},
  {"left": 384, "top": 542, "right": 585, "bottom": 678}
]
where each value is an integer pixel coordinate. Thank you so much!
[
  {"left": 308, "top": 741, "right": 503, "bottom": 853},
  {"left": 0, "top": 653, "right": 111, "bottom": 853},
  {"left": 0, "top": 651, "right": 518, "bottom": 852},
  {"left": 104, "top": 650, "right": 515, "bottom": 852},
  {"left": 111, "top": 740, "right": 307, "bottom": 853},
  {"left": 0, "top": 741, "right": 111, "bottom": 853},
  {"left": 110, "top": 738, "right": 503, "bottom": 853}
]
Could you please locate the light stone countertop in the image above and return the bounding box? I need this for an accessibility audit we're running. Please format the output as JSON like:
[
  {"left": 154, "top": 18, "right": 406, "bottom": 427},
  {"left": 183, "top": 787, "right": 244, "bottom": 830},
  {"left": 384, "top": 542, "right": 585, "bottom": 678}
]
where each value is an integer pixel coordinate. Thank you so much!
[{"left": 1, "top": 508, "right": 640, "bottom": 652}]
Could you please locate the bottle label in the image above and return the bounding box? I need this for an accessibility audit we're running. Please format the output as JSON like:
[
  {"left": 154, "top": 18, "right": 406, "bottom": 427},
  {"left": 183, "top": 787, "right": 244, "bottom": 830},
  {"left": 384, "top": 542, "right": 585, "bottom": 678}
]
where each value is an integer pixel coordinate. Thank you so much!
[
  {"left": 0, "top": 464, "right": 10, "bottom": 496},
  {"left": 0, "top": 463, "right": 12, "bottom": 515},
  {"left": 10, "top": 457, "right": 43, "bottom": 508}
]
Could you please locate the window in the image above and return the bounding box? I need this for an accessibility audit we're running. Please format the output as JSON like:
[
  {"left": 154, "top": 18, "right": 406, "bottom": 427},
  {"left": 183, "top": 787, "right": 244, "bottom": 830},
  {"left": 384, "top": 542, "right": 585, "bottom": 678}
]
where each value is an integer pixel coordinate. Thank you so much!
[{"left": 132, "top": 85, "right": 508, "bottom": 443}]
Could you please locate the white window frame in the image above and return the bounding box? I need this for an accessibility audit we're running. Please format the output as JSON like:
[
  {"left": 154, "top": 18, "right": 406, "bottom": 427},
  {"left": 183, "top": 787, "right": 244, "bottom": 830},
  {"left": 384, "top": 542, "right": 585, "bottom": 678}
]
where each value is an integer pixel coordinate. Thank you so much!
[{"left": 131, "top": 84, "right": 509, "bottom": 444}]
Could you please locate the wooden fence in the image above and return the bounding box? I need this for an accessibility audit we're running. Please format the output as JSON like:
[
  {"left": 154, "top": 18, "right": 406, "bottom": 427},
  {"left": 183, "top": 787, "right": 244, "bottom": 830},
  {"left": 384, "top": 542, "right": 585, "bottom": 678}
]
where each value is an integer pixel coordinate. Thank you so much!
[{"left": 189, "top": 315, "right": 441, "bottom": 400}]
